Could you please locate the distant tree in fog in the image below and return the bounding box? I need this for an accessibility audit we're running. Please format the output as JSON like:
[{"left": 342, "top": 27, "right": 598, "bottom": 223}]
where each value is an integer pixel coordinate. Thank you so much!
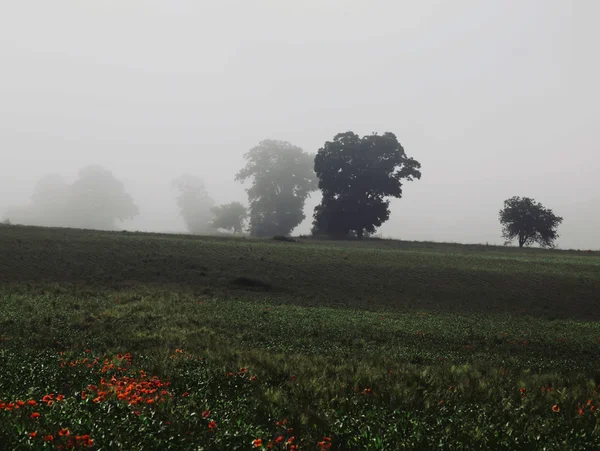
[
  {"left": 211, "top": 202, "right": 247, "bottom": 234},
  {"left": 4, "top": 174, "right": 69, "bottom": 227},
  {"left": 312, "top": 131, "right": 421, "bottom": 239},
  {"left": 236, "top": 140, "right": 317, "bottom": 237},
  {"left": 3, "top": 167, "right": 138, "bottom": 230},
  {"left": 66, "top": 165, "right": 139, "bottom": 230},
  {"left": 173, "top": 174, "right": 215, "bottom": 234},
  {"left": 499, "top": 196, "right": 563, "bottom": 248}
]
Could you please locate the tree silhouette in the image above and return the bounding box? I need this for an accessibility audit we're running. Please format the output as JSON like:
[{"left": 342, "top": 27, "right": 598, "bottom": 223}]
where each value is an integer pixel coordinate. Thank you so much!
[
  {"left": 312, "top": 131, "right": 421, "bottom": 239},
  {"left": 173, "top": 174, "right": 215, "bottom": 234},
  {"left": 66, "top": 165, "right": 139, "bottom": 230},
  {"left": 236, "top": 140, "right": 317, "bottom": 237},
  {"left": 211, "top": 202, "right": 247, "bottom": 234},
  {"left": 499, "top": 196, "right": 563, "bottom": 248},
  {"left": 4, "top": 166, "right": 138, "bottom": 230}
]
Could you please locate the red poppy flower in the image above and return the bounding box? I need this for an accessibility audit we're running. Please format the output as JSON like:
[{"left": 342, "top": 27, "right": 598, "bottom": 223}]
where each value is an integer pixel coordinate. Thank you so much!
[
  {"left": 252, "top": 438, "right": 263, "bottom": 448},
  {"left": 201, "top": 410, "right": 210, "bottom": 419},
  {"left": 59, "top": 428, "right": 70, "bottom": 437},
  {"left": 29, "top": 432, "right": 37, "bottom": 438},
  {"left": 30, "top": 412, "right": 41, "bottom": 419},
  {"left": 552, "top": 405, "right": 560, "bottom": 413},
  {"left": 208, "top": 421, "right": 217, "bottom": 431}
]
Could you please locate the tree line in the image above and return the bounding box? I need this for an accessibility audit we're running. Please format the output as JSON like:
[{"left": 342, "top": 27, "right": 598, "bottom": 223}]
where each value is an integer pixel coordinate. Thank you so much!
[{"left": 2, "top": 131, "right": 563, "bottom": 248}]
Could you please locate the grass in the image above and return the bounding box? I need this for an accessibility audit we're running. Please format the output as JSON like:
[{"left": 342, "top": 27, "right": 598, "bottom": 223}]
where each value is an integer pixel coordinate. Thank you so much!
[{"left": 1, "top": 225, "right": 600, "bottom": 449}]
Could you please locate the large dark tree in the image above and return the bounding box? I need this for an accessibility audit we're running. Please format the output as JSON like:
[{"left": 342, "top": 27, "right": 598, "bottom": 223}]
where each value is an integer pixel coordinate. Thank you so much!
[
  {"left": 312, "top": 131, "right": 421, "bottom": 239},
  {"left": 499, "top": 196, "right": 563, "bottom": 248},
  {"left": 236, "top": 140, "right": 317, "bottom": 237}
]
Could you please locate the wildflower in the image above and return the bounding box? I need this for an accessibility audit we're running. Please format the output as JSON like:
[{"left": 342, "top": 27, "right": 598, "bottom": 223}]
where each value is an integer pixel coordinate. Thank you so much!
[
  {"left": 59, "top": 428, "right": 70, "bottom": 437},
  {"left": 287, "top": 437, "right": 296, "bottom": 444},
  {"left": 181, "top": 392, "right": 189, "bottom": 398},
  {"left": 318, "top": 438, "right": 333, "bottom": 450},
  {"left": 591, "top": 405, "right": 597, "bottom": 413},
  {"left": 275, "top": 435, "right": 284, "bottom": 443},
  {"left": 27, "top": 400, "right": 37, "bottom": 406},
  {"left": 44, "top": 435, "right": 54, "bottom": 442},
  {"left": 56, "top": 394, "right": 65, "bottom": 402},
  {"left": 17, "top": 400, "right": 25, "bottom": 407},
  {"left": 252, "top": 438, "right": 263, "bottom": 448},
  {"left": 239, "top": 367, "right": 247, "bottom": 373},
  {"left": 29, "top": 432, "right": 37, "bottom": 438},
  {"left": 250, "top": 376, "right": 257, "bottom": 381},
  {"left": 30, "top": 412, "right": 41, "bottom": 419},
  {"left": 552, "top": 404, "right": 560, "bottom": 413},
  {"left": 201, "top": 410, "right": 210, "bottom": 419},
  {"left": 579, "top": 407, "right": 584, "bottom": 416},
  {"left": 208, "top": 421, "right": 217, "bottom": 431}
]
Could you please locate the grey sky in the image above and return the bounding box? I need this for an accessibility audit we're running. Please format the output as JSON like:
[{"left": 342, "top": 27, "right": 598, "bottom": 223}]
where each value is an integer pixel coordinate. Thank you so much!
[{"left": 1, "top": 1, "right": 598, "bottom": 248}]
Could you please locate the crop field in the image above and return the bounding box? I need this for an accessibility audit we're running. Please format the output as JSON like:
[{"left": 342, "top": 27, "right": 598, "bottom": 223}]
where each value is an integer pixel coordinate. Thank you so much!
[{"left": 1, "top": 225, "right": 600, "bottom": 449}]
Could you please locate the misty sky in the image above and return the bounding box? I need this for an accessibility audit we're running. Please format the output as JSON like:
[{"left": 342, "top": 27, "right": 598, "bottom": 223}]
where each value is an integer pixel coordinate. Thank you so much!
[{"left": 1, "top": 1, "right": 598, "bottom": 249}]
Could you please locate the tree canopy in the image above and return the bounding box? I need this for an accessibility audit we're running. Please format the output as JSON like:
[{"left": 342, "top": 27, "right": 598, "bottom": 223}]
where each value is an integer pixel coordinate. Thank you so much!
[
  {"left": 211, "top": 202, "right": 247, "bottom": 234},
  {"left": 67, "top": 165, "right": 139, "bottom": 230},
  {"left": 173, "top": 174, "right": 215, "bottom": 234},
  {"left": 499, "top": 196, "right": 563, "bottom": 248},
  {"left": 3, "top": 166, "right": 138, "bottom": 230},
  {"left": 312, "top": 131, "right": 421, "bottom": 238},
  {"left": 236, "top": 140, "right": 317, "bottom": 237}
]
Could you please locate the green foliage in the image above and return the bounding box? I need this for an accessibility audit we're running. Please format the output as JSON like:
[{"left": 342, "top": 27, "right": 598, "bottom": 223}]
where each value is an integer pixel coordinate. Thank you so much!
[
  {"left": 500, "top": 197, "right": 563, "bottom": 248},
  {"left": 312, "top": 132, "right": 421, "bottom": 239},
  {"left": 211, "top": 202, "right": 248, "bottom": 234},
  {"left": 173, "top": 174, "right": 215, "bottom": 235},
  {"left": 236, "top": 140, "right": 317, "bottom": 237}
]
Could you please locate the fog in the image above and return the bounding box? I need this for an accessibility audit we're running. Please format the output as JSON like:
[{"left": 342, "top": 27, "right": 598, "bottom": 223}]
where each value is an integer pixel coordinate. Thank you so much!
[{"left": 1, "top": 1, "right": 598, "bottom": 248}]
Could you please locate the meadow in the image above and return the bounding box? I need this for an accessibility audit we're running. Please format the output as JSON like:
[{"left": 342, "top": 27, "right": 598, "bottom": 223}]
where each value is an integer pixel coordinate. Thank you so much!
[{"left": 1, "top": 225, "right": 600, "bottom": 449}]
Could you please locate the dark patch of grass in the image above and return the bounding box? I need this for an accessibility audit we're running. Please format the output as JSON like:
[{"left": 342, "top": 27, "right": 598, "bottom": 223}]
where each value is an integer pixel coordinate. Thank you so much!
[
  {"left": 272, "top": 235, "right": 297, "bottom": 243},
  {"left": 231, "top": 276, "right": 272, "bottom": 291}
]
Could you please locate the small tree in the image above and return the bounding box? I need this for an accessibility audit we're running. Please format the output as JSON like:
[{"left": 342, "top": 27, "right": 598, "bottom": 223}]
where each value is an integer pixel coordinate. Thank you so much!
[
  {"left": 236, "top": 139, "right": 317, "bottom": 237},
  {"left": 211, "top": 202, "right": 247, "bottom": 234},
  {"left": 312, "top": 131, "right": 421, "bottom": 238},
  {"left": 499, "top": 196, "right": 563, "bottom": 248}
]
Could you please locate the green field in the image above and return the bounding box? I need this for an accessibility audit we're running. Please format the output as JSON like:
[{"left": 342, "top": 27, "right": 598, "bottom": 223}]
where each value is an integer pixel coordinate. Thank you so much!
[{"left": 1, "top": 225, "right": 600, "bottom": 449}]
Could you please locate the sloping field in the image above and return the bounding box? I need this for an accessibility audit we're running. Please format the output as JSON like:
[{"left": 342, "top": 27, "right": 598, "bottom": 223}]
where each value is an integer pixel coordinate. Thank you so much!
[
  {"left": 1, "top": 225, "right": 600, "bottom": 449},
  {"left": 1, "top": 225, "right": 599, "bottom": 318}
]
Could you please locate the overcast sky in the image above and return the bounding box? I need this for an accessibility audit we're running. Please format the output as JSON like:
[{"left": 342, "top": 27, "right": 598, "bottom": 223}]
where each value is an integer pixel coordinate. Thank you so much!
[{"left": 1, "top": 0, "right": 598, "bottom": 248}]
